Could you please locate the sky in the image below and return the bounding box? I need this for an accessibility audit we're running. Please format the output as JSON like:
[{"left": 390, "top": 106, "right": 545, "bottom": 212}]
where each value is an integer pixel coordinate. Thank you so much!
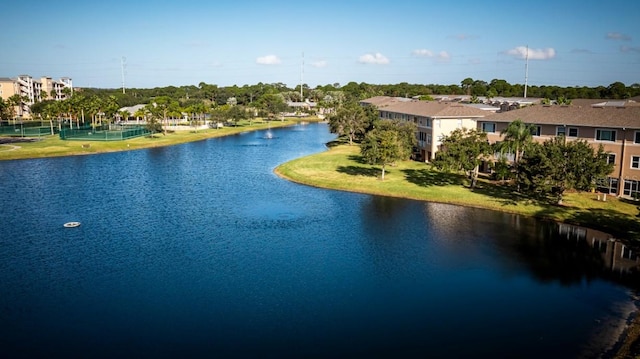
[{"left": 2, "top": 0, "right": 639, "bottom": 89}]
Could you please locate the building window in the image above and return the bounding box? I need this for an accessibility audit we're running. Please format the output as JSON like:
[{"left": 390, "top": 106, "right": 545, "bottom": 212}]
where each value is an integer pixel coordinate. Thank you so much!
[
  {"left": 556, "top": 126, "right": 566, "bottom": 136},
  {"left": 568, "top": 127, "right": 578, "bottom": 137},
  {"left": 598, "top": 177, "right": 618, "bottom": 195},
  {"left": 481, "top": 122, "right": 496, "bottom": 133},
  {"left": 607, "top": 153, "right": 616, "bottom": 165},
  {"left": 530, "top": 125, "right": 541, "bottom": 136},
  {"left": 635, "top": 131, "right": 640, "bottom": 144},
  {"left": 623, "top": 179, "right": 640, "bottom": 198},
  {"left": 596, "top": 129, "right": 616, "bottom": 142},
  {"left": 632, "top": 156, "right": 640, "bottom": 169}
]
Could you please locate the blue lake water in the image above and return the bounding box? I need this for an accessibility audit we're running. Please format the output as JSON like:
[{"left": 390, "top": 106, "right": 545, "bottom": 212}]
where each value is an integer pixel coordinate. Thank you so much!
[{"left": 0, "top": 122, "right": 638, "bottom": 358}]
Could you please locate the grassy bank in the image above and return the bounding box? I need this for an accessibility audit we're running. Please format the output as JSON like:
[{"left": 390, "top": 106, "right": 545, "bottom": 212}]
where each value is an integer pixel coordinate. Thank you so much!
[
  {"left": 275, "top": 143, "right": 640, "bottom": 241},
  {"left": 0, "top": 119, "right": 302, "bottom": 161}
]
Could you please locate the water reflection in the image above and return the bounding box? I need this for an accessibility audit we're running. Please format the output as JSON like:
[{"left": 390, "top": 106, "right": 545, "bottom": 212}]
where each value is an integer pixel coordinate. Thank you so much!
[{"left": 362, "top": 198, "right": 639, "bottom": 290}]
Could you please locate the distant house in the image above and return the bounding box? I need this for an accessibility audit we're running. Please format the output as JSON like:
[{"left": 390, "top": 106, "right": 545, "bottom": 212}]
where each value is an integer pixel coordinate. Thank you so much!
[
  {"left": 479, "top": 101, "right": 640, "bottom": 198},
  {"left": 286, "top": 100, "right": 317, "bottom": 116},
  {"left": 118, "top": 104, "right": 147, "bottom": 121}
]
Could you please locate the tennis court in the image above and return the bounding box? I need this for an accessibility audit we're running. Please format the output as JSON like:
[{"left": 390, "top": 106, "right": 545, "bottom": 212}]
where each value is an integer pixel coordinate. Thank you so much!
[{"left": 59, "top": 125, "right": 150, "bottom": 141}]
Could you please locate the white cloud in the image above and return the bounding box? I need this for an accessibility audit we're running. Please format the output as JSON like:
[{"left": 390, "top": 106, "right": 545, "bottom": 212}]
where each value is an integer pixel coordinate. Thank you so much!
[
  {"left": 505, "top": 46, "right": 556, "bottom": 60},
  {"left": 437, "top": 51, "right": 451, "bottom": 61},
  {"left": 412, "top": 49, "right": 450, "bottom": 62},
  {"left": 256, "top": 55, "right": 281, "bottom": 65},
  {"left": 358, "top": 53, "right": 390, "bottom": 65},
  {"left": 606, "top": 32, "right": 631, "bottom": 41},
  {"left": 310, "top": 60, "right": 327, "bottom": 68},
  {"left": 412, "top": 49, "right": 434, "bottom": 57}
]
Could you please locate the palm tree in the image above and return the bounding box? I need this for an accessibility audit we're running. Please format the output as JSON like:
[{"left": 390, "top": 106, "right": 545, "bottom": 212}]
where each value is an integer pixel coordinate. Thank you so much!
[
  {"left": 133, "top": 108, "right": 146, "bottom": 124},
  {"left": 7, "top": 94, "right": 23, "bottom": 124},
  {"left": 498, "top": 119, "right": 535, "bottom": 191},
  {"left": 500, "top": 119, "right": 534, "bottom": 165}
]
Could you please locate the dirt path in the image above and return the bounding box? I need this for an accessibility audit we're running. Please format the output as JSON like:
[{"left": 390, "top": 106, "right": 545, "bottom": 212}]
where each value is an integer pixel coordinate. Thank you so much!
[{"left": 0, "top": 144, "right": 20, "bottom": 151}]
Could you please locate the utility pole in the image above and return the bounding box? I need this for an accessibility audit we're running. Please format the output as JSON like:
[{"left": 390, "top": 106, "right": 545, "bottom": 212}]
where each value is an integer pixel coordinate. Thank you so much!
[
  {"left": 300, "top": 52, "right": 304, "bottom": 101},
  {"left": 121, "top": 56, "right": 127, "bottom": 94},
  {"left": 524, "top": 46, "right": 529, "bottom": 98}
]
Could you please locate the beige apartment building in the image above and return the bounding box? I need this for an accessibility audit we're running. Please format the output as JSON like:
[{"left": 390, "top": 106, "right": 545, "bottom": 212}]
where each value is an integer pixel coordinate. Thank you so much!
[
  {"left": 479, "top": 100, "right": 640, "bottom": 199},
  {"left": 361, "top": 96, "right": 489, "bottom": 161},
  {"left": 0, "top": 75, "right": 73, "bottom": 119},
  {"left": 362, "top": 96, "right": 640, "bottom": 199}
]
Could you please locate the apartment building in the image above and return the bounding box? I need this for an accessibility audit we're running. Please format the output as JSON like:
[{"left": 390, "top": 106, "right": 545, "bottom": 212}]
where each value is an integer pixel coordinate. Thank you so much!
[
  {"left": 0, "top": 75, "right": 73, "bottom": 119},
  {"left": 362, "top": 96, "right": 640, "bottom": 199},
  {"left": 479, "top": 101, "right": 640, "bottom": 199},
  {"left": 361, "top": 96, "right": 489, "bottom": 161}
]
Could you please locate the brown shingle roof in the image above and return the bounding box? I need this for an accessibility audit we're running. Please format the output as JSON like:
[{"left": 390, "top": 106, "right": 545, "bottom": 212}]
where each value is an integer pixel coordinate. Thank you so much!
[
  {"left": 483, "top": 104, "right": 640, "bottom": 129},
  {"left": 360, "top": 96, "right": 413, "bottom": 107},
  {"left": 372, "top": 99, "right": 488, "bottom": 118}
]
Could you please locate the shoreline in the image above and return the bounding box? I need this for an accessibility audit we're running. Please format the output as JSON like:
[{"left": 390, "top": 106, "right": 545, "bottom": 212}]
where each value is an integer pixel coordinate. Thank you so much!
[{"left": 0, "top": 119, "right": 306, "bottom": 161}]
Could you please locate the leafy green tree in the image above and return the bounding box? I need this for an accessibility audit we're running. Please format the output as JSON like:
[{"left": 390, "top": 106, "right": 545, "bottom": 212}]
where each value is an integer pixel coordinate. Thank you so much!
[
  {"left": 518, "top": 138, "right": 614, "bottom": 204},
  {"left": 461, "top": 78, "right": 474, "bottom": 95},
  {"left": 0, "top": 98, "right": 9, "bottom": 121},
  {"left": 471, "top": 80, "right": 488, "bottom": 96},
  {"left": 258, "top": 93, "right": 287, "bottom": 121},
  {"left": 432, "top": 128, "right": 492, "bottom": 189},
  {"left": 492, "top": 156, "right": 512, "bottom": 184},
  {"left": 227, "top": 105, "right": 247, "bottom": 126},
  {"left": 145, "top": 117, "right": 163, "bottom": 135},
  {"left": 373, "top": 119, "right": 417, "bottom": 160},
  {"left": 606, "top": 82, "right": 629, "bottom": 99},
  {"left": 329, "top": 102, "right": 368, "bottom": 145},
  {"left": 208, "top": 107, "right": 228, "bottom": 128},
  {"left": 360, "top": 127, "right": 402, "bottom": 180}
]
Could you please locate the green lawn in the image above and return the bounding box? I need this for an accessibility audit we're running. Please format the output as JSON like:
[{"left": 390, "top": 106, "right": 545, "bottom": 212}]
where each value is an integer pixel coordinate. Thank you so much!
[
  {"left": 0, "top": 119, "right": 299, "bottom": 161},
  {"left": 276, "top": 143, "right": 640, "bottom": 241}
]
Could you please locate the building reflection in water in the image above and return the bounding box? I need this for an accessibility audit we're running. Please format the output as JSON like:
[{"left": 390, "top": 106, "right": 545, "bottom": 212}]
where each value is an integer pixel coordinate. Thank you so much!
[{"left": 558, "top": 223, "right": 639, "bottom": 279}]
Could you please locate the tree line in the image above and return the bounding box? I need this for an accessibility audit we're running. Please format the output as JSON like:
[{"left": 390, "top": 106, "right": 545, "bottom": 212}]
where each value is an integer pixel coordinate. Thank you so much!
[
  {"left": 2, "top": 78, "right": 638, "bottom": 126},
  {"left": 116, "top": 79, "right": 640, "bottom": 104}
]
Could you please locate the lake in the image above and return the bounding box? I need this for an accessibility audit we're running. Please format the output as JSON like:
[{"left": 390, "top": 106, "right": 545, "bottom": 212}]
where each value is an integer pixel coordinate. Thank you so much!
[{"left": 0, "top": 122, "right": 638, "bottom": 358}]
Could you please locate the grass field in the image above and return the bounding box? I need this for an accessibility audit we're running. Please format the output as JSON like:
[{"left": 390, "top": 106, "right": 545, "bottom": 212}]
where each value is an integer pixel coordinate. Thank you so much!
[
  {"left": 276, "top": 143, "right": 640, "bottom": 242},
  {"left": 0, "top": 119, "right": 299, "bottom": 161}
]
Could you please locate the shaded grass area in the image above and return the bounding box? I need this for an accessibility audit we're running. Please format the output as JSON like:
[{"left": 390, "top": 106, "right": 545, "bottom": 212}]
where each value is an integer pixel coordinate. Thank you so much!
[
  {"left": 275, "top": 144, "right": 640, "bottom": 242},
  {"left": 0, "top": 119, "right": 302, "bottom": 161}
]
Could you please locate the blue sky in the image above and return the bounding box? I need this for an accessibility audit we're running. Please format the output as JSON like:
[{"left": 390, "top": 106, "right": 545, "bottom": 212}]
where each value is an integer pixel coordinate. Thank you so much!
[{"left": 2, "top": 0, "right": 639, "bottom": 89}]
